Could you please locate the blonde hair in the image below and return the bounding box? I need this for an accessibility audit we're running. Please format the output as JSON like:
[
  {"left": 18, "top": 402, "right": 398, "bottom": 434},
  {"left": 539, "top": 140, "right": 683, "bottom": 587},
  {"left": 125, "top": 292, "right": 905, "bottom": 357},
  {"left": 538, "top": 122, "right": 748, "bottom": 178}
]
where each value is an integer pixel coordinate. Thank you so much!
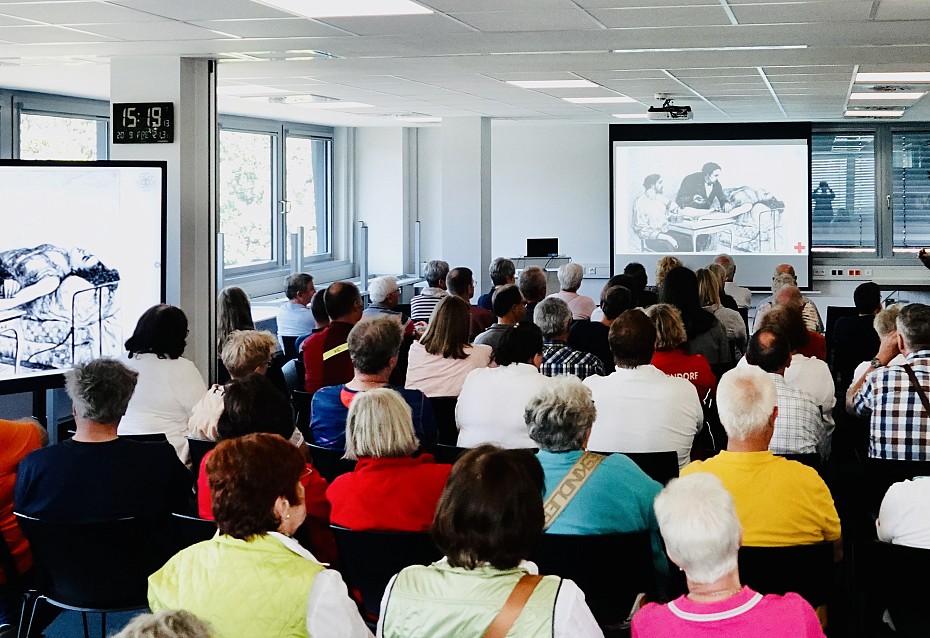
[
  {"left": 220, "top": 330, "right": 278, "bottom": 378},
  {"left": 644, "top": 303, "right": 687, "bottom": 350},
  {"left": 656, "top": 256, "right": 683, "bottom": 288},
  {"left": 344, "top": 388, "right": 418, "bottom": 460},
  {"left": 111, "top": 610, "right": 213, "bottom": 638},
  {"left": 420, "top": 295, "right": 470, "bottom": 359},
  {"left": 875, "top": 303, "right": 903, "bottom": 337},
  {"left": 696, "top": 268, "right": 721, "bottom": 308}
]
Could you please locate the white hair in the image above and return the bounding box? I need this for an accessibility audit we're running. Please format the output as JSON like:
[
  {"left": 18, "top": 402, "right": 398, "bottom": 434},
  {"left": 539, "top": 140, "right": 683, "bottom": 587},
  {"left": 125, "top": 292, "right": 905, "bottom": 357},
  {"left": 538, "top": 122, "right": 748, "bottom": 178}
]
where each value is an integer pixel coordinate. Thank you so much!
[
  {"left": 557, "top": 263, "right": 584, "bottom": 292},
  {"left": 716, "top": 366, "right": 777, "bottom": 440},
  {"left": 368, "top": 276, "right": 399, "bottom": 305},
  {"left": 655, "top": 473, "right": 741, "bottom": 584},
  {"left": 771, "top": 272, "right": 797, "bottom": 294}
]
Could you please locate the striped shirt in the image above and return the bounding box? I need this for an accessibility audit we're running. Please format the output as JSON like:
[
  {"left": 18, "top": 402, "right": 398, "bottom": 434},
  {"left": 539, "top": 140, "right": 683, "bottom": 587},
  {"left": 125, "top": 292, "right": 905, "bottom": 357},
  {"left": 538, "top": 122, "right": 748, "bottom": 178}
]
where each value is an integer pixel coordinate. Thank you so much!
[
  {"left": 409, "top": 287, "right": 447, "bottom": 323},
  {"left": 540, "top": 340, "right": 605, "bottom": 380}
]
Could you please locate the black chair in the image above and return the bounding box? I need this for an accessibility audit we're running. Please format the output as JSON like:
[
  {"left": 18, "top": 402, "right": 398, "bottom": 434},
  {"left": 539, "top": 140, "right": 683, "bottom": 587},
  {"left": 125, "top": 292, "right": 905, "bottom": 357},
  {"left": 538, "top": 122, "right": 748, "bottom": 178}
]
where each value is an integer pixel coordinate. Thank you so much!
[
  {"left": 863, "top": 459, "right": 930, "bottom": 515},
  {"left": 171, "top": 512, "right": 217, "bottom": 549},
  {"left": 292, "top": 390, "right": 314, "bottom": 441},
  {"left": 118, "top": 432, "right": 169, "bottom": 444},
  {"left": 330, "top": 525, "right": 442, "bottom": 621},
  {"left": 186, "top": 437, "right": 217, "bottom": 484},
  {"left": 281, "top": 335, "right": 299, "bottom": 360},
  {"left": 824, "top": 305, "right": 858, "bottom": 368},
  {"left": 433, "top": 443, "right": 467, "bottom": 465},
  {"left": 864, "top": 540, "right": 930, "bottom": 637},
  {"left": 531, "top": 531, "right": 656, "bottom": 627},
  {"left": 737, "top": 542, "right": 834, "bottom": 610},
  {"left": 592, "top": 451, "right": 679, "bottom": 485},
  {"left": 15, "top": 515, "right": 169, "bottom": 638},
  {"left": 428, "top": 396, "right": 458, "bottom": 445},
  {"left": 280, "top": 358, "right": 303, "bottom": 394},
  {"left": 306, "top": 444, "right": 356, "bottom": 483}
]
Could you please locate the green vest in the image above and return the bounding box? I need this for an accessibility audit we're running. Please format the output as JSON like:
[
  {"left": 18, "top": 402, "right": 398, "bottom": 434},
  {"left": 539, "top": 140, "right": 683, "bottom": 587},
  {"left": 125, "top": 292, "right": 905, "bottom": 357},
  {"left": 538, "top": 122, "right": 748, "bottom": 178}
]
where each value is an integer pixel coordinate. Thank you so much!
[
  {"left": 148, "top": 533, "right": 324, "bottom": 638},
  {"left": 381, "top": 562, "right": 560, "bottom": 638}
]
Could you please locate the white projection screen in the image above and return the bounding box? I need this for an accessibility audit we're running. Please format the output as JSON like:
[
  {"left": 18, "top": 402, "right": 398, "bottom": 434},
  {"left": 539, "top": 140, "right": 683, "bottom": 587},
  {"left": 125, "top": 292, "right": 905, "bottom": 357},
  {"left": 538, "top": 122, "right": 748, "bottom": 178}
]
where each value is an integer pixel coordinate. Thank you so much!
[
  {"left": 610, "top": 123, "right": 812, "bottom": 290},
  {"left": 0, "top": 160, "right": 166, "bottom": 392}
]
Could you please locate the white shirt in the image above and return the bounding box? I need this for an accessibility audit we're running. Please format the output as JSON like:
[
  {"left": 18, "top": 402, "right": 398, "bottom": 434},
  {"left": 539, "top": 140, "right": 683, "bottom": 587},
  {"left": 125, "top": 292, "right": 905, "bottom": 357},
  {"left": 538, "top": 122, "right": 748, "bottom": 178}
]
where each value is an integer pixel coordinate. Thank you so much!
[
  {"left": 724, "top": 281, "right": 753, "bottom": 309},
  {"left": 269, "top": 532, "right": 374, "bottom": 638},
  {"left": 584, "top": 365, "right": 703, "bottom": 468},
  {"left": 405, "top": 341, "right": 492, "bottom": 397},
  {"left": 456, "top": 363, "right": 552, "bottom": 449},
  {"left": 548, "top": 291, "right": 596, "bottom": 321},
  {"left": 377, "top": 559, "right": 603, "bottom": 638},
  {"left": 118, "top": 353, "right": 207, "bottom": 462},
  {"left": 738, "top": 354, "right": 836, "bottom": 426},
  {"left": 877, "top": 477, "right": 930, "bottom": 549},
  {"left": 276, "top": 301, "right": 316, "bottom": 338},
  {"left": 852, "top": 354, "right": 908, "bottom": 391}
]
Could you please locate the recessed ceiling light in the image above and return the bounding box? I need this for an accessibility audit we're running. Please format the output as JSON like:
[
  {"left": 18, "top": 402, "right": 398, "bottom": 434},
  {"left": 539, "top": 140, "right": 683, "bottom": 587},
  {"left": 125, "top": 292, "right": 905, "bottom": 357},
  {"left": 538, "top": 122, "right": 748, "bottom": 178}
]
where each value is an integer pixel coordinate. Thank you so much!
[
  {"left": 855, "top": 72, "right": 930, "bottom": 83},
  {"left": 844, "top": 109, "right": 904, "bottom": 117},
  {"left": 507, "top": 80, "right": 599, "bottom": 89},
  {"left": 612, "top": 113, "right": 648, "bottom": 119},
  {"left": 612, "top": 45, "right": 807, "bottom": 53},
  {"left": 849, "top": 92, "right": 926, "bottom": 100},
  {"left": 564, "top": 96, "right": 637, "bottom": 104},
  {"left": 266, "top": 96, "right": 374, "bottom": 108},
  {"left": 252, "top": 0, "right": 431, "bottom": 18}
]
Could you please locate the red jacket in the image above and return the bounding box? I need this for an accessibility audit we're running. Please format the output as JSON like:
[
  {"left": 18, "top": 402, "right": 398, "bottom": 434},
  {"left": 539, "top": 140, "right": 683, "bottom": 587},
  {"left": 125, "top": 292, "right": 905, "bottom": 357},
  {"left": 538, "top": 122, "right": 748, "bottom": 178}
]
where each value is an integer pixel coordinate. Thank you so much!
[
  {"left": 303, "top": 321, "right": 355, "bottom": 394},
  {"left": 327, "top": 454, "right": 451, "bottom": 532},
  {"left": 797, "top": 331, "right": 827, "bottom": 362},
  {"left": 651, "top": 348, "right": 717, "bottom": 402}
]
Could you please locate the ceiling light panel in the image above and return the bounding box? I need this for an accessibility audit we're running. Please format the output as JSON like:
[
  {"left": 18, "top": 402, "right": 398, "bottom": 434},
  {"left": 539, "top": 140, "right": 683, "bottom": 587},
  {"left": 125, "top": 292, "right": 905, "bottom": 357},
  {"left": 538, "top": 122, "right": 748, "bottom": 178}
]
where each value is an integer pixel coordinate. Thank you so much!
[
  {"left": 855, "top": 72, "right": 930, "bottom": 83},
  {"left": 612, "top": 113, "right": 648, "bottom": 119},
  {"left": 844, "top": 110, "right": 905, "bottom": 117},
  {"left": 507, "top": 80, "right": 598, "bottom": 88},
  {"left": 252, "top": 0, "right": 432, "bottom": 18},
  {"left": 563, "top": 96, "right": 637, "bottom": 103},
  {"left": 849, "top": 92, "right": 926, "bottom": 100}
]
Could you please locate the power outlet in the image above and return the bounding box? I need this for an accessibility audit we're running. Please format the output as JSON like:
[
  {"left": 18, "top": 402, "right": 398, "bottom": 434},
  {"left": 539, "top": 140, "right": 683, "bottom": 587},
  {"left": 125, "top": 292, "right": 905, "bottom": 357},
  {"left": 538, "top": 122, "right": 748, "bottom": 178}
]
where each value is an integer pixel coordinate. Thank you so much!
[{"left": 587, "top": 266, "right": 597, "bottom": 275}]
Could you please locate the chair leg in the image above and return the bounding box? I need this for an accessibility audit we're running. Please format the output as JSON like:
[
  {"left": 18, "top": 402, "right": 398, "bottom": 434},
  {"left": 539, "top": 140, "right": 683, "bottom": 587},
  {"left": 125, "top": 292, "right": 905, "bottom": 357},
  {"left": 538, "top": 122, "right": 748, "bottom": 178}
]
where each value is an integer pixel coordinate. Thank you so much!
[
  {"left": 100, "top": 612, "right": 106, "bottom": 638},
  {"left": 17, "top": 593, "right": 40, "bottom": 638},
  {"left": 81, "top": 611, "right": 89, "bottom": 638}
]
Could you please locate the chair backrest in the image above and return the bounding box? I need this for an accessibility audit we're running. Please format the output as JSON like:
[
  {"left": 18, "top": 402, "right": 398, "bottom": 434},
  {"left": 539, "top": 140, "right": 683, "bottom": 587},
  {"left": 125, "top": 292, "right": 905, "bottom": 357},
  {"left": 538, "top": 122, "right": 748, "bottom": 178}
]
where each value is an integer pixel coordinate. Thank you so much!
[
  {"left": 280, "top": 358, "right": 302, "bottom": 394},
  {"left": 778, "top": 452, "right": 823, "bottom": 475},
  {"left": 620, "top": 451, "right": 680, "bottom": 485},
  {"left": 119, "top": 432, "right": 169, "bottom": 444},
  {"left": 292, "top": 390, "right": 314, "bottom": 440},
  {"left": 330, "top": 525, "right": 442, "bottom": 620},
  {"left": 866, "top": 541, "right": 930, "bottom": 637},
  {"left": 306, "top": 444, "right": 356, "bottom": 483},
  {"left": 738, "top": 542, "right": 834, "bottom": 608},
  {"left": 186, "top": 437, "right": 217, "bottom": 484},
  {"left": 433, "top": 444, "right": 467, "bottom": 465},
  {"left": 428, "top": 396, "right": 458, "bottom": 445},
  {"left": 171, "top": 512, "right": 218, "bottom": 549},
  {"left": 530, "top": 531, "right": 656, "bottom": 626},
  {"left": 15, "top": 514, "right": 167, "bottom": 609},
  {"left": 863, "top": 459, "right": 930, "bottom": 515},
  {"left": 824, "top": 305, "right": 858, "bottom": 366},
  {"left": 281, "top": 335, "right": 299, "bottom": 360}
]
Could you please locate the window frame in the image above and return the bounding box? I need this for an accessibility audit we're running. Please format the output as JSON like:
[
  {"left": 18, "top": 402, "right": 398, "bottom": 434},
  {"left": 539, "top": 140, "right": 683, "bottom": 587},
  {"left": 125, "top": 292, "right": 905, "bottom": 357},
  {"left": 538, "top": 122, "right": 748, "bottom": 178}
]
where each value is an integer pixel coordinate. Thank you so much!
[{"left": 12, "top": 92, "right": 110, "bottom": 160}]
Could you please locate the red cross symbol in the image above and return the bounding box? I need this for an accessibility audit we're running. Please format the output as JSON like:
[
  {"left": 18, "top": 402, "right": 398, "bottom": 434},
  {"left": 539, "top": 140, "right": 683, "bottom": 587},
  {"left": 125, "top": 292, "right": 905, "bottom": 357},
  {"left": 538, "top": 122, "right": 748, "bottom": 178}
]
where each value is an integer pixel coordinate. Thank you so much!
[{"left": 794, "top": 242, "right": 806, "bottom": 253}]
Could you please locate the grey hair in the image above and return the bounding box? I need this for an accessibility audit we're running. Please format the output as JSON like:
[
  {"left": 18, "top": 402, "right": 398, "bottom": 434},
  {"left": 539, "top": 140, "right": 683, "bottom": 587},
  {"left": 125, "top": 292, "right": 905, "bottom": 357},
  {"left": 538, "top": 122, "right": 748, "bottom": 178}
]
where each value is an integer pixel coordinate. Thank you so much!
[
  {"left": 347, "top": 317, "right": 403, "bottom": 374},
  {"left": 489, "top": 257, "right": 516, "bottom": 286},
  {"left": 874, "top": 303, "right": 903, "bottom": 337},
  {"left": 65, "top": 358, "right": 139, "bottom": 425},
  {"left": 897, "top": 303, "right": 930, "bottom": 351},
  {"left": 423, "top": 260, "right": 450, "bottom": 287},
  {"left": 557, "top": 263, "right": 584, "bottom": 292},
  {"left": 525, "top": 376, "right": 596, "bottom": 452},
  {"left": 344, "top": 388, "right": 418, "bottom": 460},
  {"left": 533, "top": 297, "right": 572, "bottom": 339},
  {"left": 111, "top": 610, "right": 213, "bottom": 638},
  {"left": 654, "top": 473, "right": 742, "bottom": 584},
  {"left": 367, "top": 276, "right": 398, "bottom": 305},
  {"left": 716, "top": 366, "right": 777, "bottom": 440},
  {"left": 715, "top": 254, "right": 736, "bottom": 279},
  {"left": 771, "top": 271, "right": 797, "bottom": 293}
]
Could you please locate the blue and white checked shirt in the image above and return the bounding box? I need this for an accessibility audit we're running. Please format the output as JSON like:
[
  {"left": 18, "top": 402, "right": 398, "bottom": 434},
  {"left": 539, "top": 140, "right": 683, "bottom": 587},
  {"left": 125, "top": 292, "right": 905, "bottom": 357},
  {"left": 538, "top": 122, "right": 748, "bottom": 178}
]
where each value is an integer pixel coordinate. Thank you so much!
[{"left": 540, "top": 340, "right": 605, "bottom": 380}]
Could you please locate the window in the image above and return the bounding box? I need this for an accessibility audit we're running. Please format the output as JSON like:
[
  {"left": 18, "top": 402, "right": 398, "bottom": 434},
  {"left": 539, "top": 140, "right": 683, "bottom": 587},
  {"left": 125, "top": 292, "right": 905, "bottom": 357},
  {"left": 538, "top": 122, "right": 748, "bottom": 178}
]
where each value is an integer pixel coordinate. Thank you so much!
[
  {"left": 285, "top": 134, "right": 331, "bottom": 260},
  {"left": 811, "top": 132, "right": 875, "bottom": 252},
  {"left": 892, "top": 131, "right": 930, "bottom": 251},
  {"left": 19, "top": 112, "right": 103, "bottom": 161},
  {"left": 219, "top": 129, "right": 276, "bottom": 268}
]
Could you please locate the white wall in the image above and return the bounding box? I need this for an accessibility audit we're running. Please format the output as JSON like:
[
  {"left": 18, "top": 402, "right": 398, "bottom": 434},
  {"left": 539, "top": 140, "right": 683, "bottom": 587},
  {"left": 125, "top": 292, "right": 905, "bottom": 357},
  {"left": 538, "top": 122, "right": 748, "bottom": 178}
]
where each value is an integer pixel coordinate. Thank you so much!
[
  {"left": 355, "top": 127, "right": 406, "bottom": 275},
  {"left": 415, "top": 127, "right": 443, "bottom": 275}
]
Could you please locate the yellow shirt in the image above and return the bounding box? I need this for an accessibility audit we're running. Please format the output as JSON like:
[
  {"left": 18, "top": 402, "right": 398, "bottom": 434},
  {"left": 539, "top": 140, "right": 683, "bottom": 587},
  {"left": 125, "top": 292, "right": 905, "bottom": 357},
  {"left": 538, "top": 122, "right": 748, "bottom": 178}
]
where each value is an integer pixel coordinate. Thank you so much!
[{"left": 681, "top": 451, "right": 841, "bottom": 546}]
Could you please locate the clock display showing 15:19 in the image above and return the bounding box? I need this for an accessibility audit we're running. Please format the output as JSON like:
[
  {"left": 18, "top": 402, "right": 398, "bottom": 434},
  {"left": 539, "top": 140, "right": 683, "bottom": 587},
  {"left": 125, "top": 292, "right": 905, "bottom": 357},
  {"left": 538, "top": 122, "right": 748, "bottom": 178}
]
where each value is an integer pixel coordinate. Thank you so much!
[{"left": 112, "top": 102, "right": 174, "bottom": 144}]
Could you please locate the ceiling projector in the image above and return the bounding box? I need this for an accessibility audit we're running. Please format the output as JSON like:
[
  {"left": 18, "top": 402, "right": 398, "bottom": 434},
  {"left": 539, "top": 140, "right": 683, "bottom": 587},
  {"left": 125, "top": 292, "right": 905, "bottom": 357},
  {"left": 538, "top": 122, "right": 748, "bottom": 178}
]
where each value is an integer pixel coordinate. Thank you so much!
[{"left": 647, "top": 96, "right": 693, "bottom": 121}]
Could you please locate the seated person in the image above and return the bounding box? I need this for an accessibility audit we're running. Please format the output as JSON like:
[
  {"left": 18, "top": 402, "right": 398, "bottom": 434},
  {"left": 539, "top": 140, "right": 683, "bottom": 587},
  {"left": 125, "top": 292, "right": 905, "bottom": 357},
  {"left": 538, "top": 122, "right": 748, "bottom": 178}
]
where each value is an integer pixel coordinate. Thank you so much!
[
  {"left": 409, "top": 259, "right": 449, "bottom": 323},
  {"left": 327, "top": 389, "right": 451, "bottom": 532},
  {"left": 457, "top": 322, "right": 552, "bottom": 449},
  {"left": 149, "top": 433, "right": 371, "bottom": 638},
  {"left": 473, "top": 284, "right": 524, "bottom": 351},
  {"left": 312, "top": 317, "right": 435, "bottom": 450},
  {"left": 110, "top": 610, "right": 212, "bottom": 638},
  {"left": 569, "top": 284, "right": 634, "bottom": 371},
  {"left": 378, "top": 445, "right": 602, "bottom": 638},
  {"left": 877, "top": 475, "right": 930, "bottom": 549},
  {"left": 362, "top": 276, "right": 413, "bottom": 334},
  {"left": 849, "top": 304, "right": 906, "bottom": 390},
  {"left": 535, "top": 297, "right": 605, "bottom": 380},
  {"left": 303, "top": 282, "right": 363, "bottom": 394},
  {"left": 681, "top": 366, "right": 841, "bottom": 548},
  {"left": 632, "top": 473, "right": 825, "bottom": 637},
  {"left": 646, "top": 303, "right": 717, "bottom": 402},
  {"left": 547, "top": 262, "right": 595, "bottom": 320},
  {"left": 276, "top": 273, "right": 316, "bottom": 354},
  {"left": 476, "top": 257, "right": 516, "bottom": 312},
  {"left": 697, "top": 268, "right": 746, "bottom": 354},
  {"left": 526, "top": 377, "right": 665, "bottom": 575},
  {"left": 188, "top": 330, "right": 281, "bottom": 441}
]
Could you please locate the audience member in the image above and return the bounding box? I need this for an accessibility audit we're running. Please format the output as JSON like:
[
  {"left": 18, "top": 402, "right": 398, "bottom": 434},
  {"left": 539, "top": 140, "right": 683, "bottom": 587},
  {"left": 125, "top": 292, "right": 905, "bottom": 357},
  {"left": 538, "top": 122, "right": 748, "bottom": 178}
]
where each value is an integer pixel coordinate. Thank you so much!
[
  {"left": 378, "top": 445, "right": 601, "bottom": 638},
  {"left": 312, "top": 317, "right": 435, "bottom": 450},
  {"left": 327, "top": 389, "right": 451, "bottom": 532},
  {"left": 302, "top": 281, "right": 363, "bottom": 394},
  {"left": 362, "top": 276, "right": 412, "bottom": 331},
  {"left": 589, "top": 274, "right": 633, "bottom": 322},
  {"left": 705, "top": 263, "right": 739, "bottom": 311},
  {"left": 569, "top": 285, "right": 633, "bottom": 371},
  {"left": 216, "top": 286, "right": 255, "bottom": 359},
  {"left": 753, "top": 264, "right": 823, "bottom": 334},
  {"left": 681, "top": 366, "right": 841, "bottom": 547},
  {"left": 535, "top": 297, "right": 604, "bottom": 379},
  {"left": 660, "top": 266, "right": 731, "bottom": 373},
  {"left": 473, "top": 283, "right": 524, "bottom": 350},
  {"left": 149, "top": 434, "right": 371, "bottom": 638},
  {"left": 405, "top": 295, "right": 492, "bottom": 397},
  {"left": 446, "top": 266, "right": 495, "bottom": 340},
  {"left": 632, "top": 473, "right": 825, "bottom": 638},
  {"left": 518, "top": 265, "right": 548, "bottom": 322},
  {"left": 832, "top": 281, "right": 882, "bottom": 390},
  {"left": 849, "top": 303, "right": 930, "bottom": 461},
  {"left": 189, "top": 330, "right": 280, "bottom": 441},
  {"left": 526, "top": 377, "right": 665, "bottom": 574},
  {"left": 646, "top": 303, "right": 717, "bottom": 401},
  {"left": 457, "top": 322, "right": 552, "bottom": 449},
  {"left": 548, "top": 262, "right": 595, "bottom": 320},
  {"left": 295, "top": 289, "right": 330, "bottom": 353},
  {"left": 119, "top": 304, "right": 208, "bottom": 461},
  {"left": 744, "top": 329, "right": 829, "bottom": 457},
  {"left": 410, "top": 260, "right": 449, "bottom": 323},
  {"left": 111, "top": 610, "right": 213, "bottom": 638},
  {"left": 849, "top": 304, "right": 906, "bottom": 387},
  {"left": 15, "top": 359, "right": 191, "bottom": 524},
  {"left": 714, "top": 253, "right": 753, "bottom": 309},
  {"left": 654, "top": 255, "right": 683, "bottom": 290},
  {"left": 476, "top": 257, "right": 516, "bottom": 311},
  {"left": 768, "top": 285, "right": 826, "bottom": 360},
  {"left": 624, "top": 262, "right": 658, "bottom": 307},
  {"left": 697, "top": 268, "right": 746, "bottom": 354},
  {"left": 276, "top": 273, "right": 316, "bottom": 349},
  {"left": 876, "top": 474, "right": 930, "bottom": 549},
  {"left": 585, "top": 310, "right": 703, "bottom": 468}
]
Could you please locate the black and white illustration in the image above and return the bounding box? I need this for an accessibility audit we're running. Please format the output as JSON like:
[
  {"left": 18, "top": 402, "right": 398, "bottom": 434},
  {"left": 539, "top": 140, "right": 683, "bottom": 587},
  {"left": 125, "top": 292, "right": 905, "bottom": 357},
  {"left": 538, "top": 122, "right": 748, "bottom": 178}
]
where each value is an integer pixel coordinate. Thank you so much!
[{"left": 0, "top": 164, "right": 163, "bottom": 382}]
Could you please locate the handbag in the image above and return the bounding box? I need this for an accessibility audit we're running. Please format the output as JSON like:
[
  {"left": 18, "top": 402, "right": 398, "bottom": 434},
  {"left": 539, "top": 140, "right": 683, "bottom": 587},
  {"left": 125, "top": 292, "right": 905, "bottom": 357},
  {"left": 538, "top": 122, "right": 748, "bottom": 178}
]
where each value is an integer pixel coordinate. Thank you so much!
[{"left": 482, "top": 573, "right": 544, "bottom": 638}]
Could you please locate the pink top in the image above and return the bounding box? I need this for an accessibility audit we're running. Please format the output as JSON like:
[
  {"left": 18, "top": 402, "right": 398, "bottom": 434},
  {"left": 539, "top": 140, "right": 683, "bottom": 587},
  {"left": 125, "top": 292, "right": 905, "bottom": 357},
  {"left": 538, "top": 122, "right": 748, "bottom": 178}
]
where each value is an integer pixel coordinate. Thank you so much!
[{"left": 632, "top": 586, "right": 824, "bottom": 638}]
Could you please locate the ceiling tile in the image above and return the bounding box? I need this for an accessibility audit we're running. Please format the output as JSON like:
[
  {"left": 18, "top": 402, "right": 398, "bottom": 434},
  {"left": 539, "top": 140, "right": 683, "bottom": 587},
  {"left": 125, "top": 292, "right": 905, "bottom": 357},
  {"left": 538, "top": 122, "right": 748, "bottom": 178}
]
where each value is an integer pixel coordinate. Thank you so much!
[
  {"left": 314, "top": 13, "right": 474, "bottom": 36},
  {"left": 78, "top": 21, "right": 235, "bottom": 40},
  {"left": 106, "top": 0, "right": 295, "bottom": 21},
  {"left": 191, "top": 18, "right": 351, "bottom": 38},
  {"left": 732, "top": 1, "right": 873, "bottom": 23},
  {"left": 0, "top": 24, "right": 116, "bottom": 43},
  {"left": 875, "top": 0, "right": 930, "bottom": 20},
  {"left": 450, "top": 10, "right": 602, "bottom": 32},
  {"left": 422, "top": 0, "right": 574, "bottom": 10},
  {"left": 0, "top": 1, "right": 163, "bottom": 24},
  {"left": 589, "top": 6, "right": 730, "bottom": 28}
]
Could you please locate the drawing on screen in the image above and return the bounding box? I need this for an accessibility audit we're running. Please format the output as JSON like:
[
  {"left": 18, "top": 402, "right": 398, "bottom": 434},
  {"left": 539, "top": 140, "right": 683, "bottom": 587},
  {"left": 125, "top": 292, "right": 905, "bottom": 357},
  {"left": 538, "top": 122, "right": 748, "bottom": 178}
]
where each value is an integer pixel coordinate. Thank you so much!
[{"left": 0, "top": 244, "right": 120, "bottom": 374}]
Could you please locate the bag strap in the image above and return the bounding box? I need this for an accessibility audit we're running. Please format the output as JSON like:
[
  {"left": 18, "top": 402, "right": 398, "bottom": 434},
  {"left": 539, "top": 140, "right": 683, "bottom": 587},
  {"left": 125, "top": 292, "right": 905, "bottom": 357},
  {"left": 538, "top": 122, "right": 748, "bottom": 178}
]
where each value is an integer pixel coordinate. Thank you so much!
[
  {"left": 482, "top": 573, "right": 544, "bottom": 638},
  {"left": 542, "top": 451, "right": 606, "bottom": 530},
  {"left": 903, "top": 364, "right": 930, "bottom": 414}
]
